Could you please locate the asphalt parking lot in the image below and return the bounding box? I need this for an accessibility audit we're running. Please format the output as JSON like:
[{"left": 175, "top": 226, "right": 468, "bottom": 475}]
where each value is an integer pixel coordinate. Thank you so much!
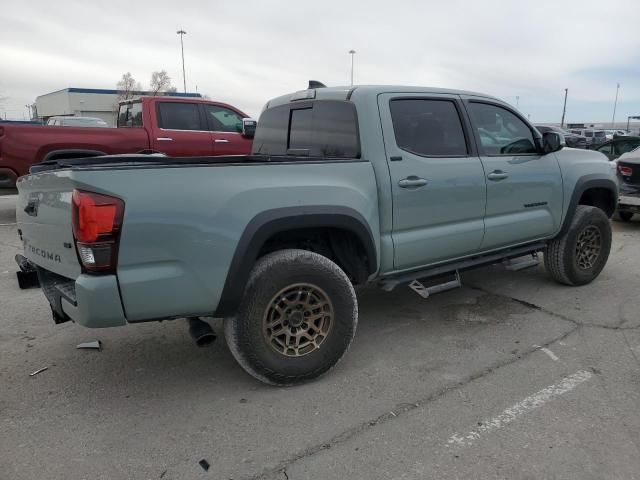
[{"left": 1, "top": 193, "right": 640, "bottom": 480}]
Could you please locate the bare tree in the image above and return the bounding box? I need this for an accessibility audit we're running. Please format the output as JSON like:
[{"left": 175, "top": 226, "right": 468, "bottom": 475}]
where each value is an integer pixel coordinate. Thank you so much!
[
  {"left": 149, "top": 70, "right": 175, "bottom": 96},
  {"left": 116, "top": 72, "right": 141, "bottom": 103}
]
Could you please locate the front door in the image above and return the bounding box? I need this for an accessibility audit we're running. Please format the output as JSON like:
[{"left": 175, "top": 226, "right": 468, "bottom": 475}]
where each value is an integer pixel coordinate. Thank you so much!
[
  {"left": 203, "top": 104, "right": 253, "bottom": 156},
  {"left": 463, "top": 99, "right": 563, "bottom": 249},
  {"left": 378, "top": 93, "right": 487, "bottom": 270},
  {"left": 152, "top": 101, "right": 215, "bottom": 157}
]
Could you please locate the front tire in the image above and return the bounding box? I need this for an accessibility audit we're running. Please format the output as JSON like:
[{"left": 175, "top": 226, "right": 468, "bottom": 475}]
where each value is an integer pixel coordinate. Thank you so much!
[
  {"left": 224, "top": 249, "right": 358, "bottom": 386},
  {"left": 544, "top": 205, "right": 612, "bottom": 286}
]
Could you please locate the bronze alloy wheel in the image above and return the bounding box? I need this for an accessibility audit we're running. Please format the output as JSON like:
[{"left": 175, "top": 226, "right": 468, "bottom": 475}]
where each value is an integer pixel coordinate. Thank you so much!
[
  {"left": 575, "top": 225, "right": 602, "bottom": 270},
  {"left": 263, "top": 283, "right": 334, "bottom": 357}
]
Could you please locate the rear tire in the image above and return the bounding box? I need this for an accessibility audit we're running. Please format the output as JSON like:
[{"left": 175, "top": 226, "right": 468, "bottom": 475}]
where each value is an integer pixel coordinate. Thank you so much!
[
  {"left": 615, "top": 211, "right": 634, "bottom": 222},
  {"left": 224, "top": 249, "right": 358, "bottom": 386},
  {"left": 544, "top": 205, "right": 612, "bottom": 286}
]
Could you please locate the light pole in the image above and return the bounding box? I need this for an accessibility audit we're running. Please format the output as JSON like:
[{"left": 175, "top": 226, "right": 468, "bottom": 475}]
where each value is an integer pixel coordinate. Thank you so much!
[
  {"left": 611, "top": 83, "right": 620, "bottom": 127},
  {"left": 349, "top": 50, "right": 356, "bottom": 86},
  {"left": 515, "top": 96, "right": 520, "bottom": 109},
  {"left": 560, "top": 88, "right": 568, "bottom": 128},
  {"left": 177, "top": 29, "right": 187, "bottom": 93}
]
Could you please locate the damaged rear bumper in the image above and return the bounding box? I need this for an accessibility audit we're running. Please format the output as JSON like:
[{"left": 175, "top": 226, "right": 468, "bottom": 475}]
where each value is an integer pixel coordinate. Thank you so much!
[{"left": 37, "top": 266, "right": 127, "bottom": 328}]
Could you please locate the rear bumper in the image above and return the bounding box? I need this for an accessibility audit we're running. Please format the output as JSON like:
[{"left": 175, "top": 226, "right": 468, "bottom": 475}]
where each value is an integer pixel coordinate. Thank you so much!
[
  {"left": 38, "top": 268, "right": 127, "bottom": 328},
  {"left": 618, "top": 183, "right": 640, "bottom": 212}
]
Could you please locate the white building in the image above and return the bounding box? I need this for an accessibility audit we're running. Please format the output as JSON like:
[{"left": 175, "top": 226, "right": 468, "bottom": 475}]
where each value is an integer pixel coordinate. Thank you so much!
[{"left": 35, "top": 88, "right": 201, "bottom": 126}]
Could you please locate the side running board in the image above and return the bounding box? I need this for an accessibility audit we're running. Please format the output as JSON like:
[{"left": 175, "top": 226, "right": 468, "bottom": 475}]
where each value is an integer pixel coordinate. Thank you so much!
[{"left": 408, "top": 271, "right": 462, "bottom": 299}]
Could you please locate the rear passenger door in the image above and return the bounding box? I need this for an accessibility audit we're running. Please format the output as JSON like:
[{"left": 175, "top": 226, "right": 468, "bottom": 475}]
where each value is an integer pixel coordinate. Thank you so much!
[
  {"left": 151, "top": 102, "right": 214, "bottom": 156},
  {"left": 203, "top": 104, "right": 253, "bottom": 155},
  {"left": 378, "top": 93, "right": 487, "bottom": 270},
  {"left": 464, "top": 99, "right": 563, "bottom": 249}
]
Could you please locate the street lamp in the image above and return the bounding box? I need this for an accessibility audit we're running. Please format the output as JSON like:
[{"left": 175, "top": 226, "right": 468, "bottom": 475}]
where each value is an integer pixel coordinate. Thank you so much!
[
  {"left": 560, "top": 88, "right": 568, "bottom": 128},
  {"left": 515, "top": 96, "right": 520, "bottom": 109},
  {"left": 611, "top": 83, "right": 620, "bottom": 127},
  {"left": 177, "top": 29, "right": 187, "bottom": 93},
  {"left": 349, "top": 50, "right": 356, "bottom": 86}
]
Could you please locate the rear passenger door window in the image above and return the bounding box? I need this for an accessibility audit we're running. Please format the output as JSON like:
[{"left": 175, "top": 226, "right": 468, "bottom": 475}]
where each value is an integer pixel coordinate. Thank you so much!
[
  {"left": 157, "top": 102, "right": 203, "bottom": 131},
  {"left": 467, "top": 103, "right": 537, "bottom": 155},
  {"left": 389, "top": 99, "right": 468, "bottom": 156}
]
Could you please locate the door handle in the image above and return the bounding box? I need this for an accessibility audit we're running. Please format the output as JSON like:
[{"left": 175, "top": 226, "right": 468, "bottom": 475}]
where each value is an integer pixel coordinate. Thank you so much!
[
  {"left": 398, "top": 176, "right": 428, "bottom": 188},
  {"left": 156, "top": 137, "right": 173, "bottom": 141},
  {"left": 214, "top": 139, "right": 230, "bottom": 143},
  {"left": 487, "top": 170, "right": 509, "bottom": 181}
]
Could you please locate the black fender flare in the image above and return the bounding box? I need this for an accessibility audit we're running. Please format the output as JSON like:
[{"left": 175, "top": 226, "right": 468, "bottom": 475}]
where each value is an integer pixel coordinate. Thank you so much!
[
  {"left": 41, "top": 149, "right": 107, "bottom": 163},
  {"left": 558, "top": 175, "right": 618, "bottom": 236},
  {"left": 214, "top": 206, "right": 377, "bottom": 317}
]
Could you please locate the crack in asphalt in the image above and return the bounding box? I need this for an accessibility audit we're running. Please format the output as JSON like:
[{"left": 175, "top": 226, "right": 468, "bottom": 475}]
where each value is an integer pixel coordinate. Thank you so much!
[
  {"left": 467, "top": 283, "right": 640, "bottom": 331},
  {"left": 244, "top": 319, "right": 580, "bottom": 479}
]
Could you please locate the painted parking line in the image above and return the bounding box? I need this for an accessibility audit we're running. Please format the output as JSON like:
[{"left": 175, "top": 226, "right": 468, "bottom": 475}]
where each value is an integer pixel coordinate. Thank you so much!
[
  {"left": 0, "top": 223, "right": 17, "bottom": 226},
  {"left": 446, "top": 370, "right": 593, "bottom": 448},
  {"left": 533, "top": 344, "right": 560, "bottom": 361}
]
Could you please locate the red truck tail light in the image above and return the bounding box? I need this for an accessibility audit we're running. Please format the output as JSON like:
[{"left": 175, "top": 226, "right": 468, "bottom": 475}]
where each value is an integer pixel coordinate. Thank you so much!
[
  {"left": 618, "top": 164, "right": 633, "bottom": 176},
  {"left": 71, "top": 189, "right": 124, "bottom": 273}
]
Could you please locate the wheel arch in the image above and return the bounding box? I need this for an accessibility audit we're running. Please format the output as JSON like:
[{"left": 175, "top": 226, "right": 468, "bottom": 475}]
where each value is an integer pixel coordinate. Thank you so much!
[
  {"left": 558, "top": 175, "right": 618, "bottom": 236},
  {"left": 41, "top": 149, "right": 107, "bottom": 163},
  {"left": 215, "top": 206, "right": 377, "bottom": 317}
]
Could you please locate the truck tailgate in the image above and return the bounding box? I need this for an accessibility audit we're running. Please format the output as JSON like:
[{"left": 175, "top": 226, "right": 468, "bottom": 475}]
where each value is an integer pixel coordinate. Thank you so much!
[{"left": 16, "top": 172, "right": 82, "bottom": 280}]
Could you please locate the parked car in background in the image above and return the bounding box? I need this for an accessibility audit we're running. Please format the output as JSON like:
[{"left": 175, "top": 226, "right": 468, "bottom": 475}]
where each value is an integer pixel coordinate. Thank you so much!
[
  {"left": 0, "top": 96, "right": 256, "bottom": 188},
  {"left": 569, "top": 129, "right": 607, "bottom": 147},
  {"left": 614, "top": 147, "right": 640, "bottom": 222},
  {"left": 535, "top": 125, "right": 587, "bottom": 149},
  {"left": 592, "top": 136, "right": 640, "bottom": 161},
  {"left": 46, "top": 116, "right": 111, "bottom": 128},
  {"left": 604, "top": 129, "right": 628, "bottom": 140}
]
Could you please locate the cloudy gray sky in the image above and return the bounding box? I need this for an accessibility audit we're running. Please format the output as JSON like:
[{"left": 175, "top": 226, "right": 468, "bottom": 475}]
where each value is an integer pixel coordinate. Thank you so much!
[{"left": 2, "top": 0, "right": 639, "bottom": 123}]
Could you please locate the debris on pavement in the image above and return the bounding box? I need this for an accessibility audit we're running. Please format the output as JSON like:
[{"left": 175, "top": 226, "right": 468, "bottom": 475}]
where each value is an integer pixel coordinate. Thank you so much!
[
  {"left": 76, "top": 340, "right": 102, "bottom": 350},
  {"left": 198, "top": 459, "right": 210, "bottom": 471},
  {"left": 29, "top": 367, "right": 48, "bottom": 377}
]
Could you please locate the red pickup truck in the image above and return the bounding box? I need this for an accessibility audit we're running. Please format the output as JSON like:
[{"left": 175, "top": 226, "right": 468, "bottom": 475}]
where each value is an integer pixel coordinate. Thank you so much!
[{"left": 0, "top": 96, "right": 255, "bottom": 188}]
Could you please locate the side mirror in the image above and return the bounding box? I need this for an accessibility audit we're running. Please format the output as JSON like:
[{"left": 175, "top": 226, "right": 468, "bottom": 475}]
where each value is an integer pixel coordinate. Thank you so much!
[
  {"left": 242, "top": 118, "right": 257, "bottom": 139},
  {"left": 541, "top": 131, "right": 565, "bottom": 154}
]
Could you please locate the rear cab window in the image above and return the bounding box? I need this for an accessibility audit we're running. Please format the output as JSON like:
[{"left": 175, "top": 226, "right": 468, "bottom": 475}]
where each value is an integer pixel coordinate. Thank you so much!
[
  {"left": 117, "top": 102, "right": 143, "bottom": 127},
  {"left": 253, "top": 100, "right": 360, "bottom": 158}
]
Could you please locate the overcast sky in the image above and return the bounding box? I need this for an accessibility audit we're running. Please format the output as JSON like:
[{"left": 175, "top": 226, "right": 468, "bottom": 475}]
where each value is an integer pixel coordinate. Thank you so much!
[{"left": 2, "top": 0, "right": 639, "bottom": 123}]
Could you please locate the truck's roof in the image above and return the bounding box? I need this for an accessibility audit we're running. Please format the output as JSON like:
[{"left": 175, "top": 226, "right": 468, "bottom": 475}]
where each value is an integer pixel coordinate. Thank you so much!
[{"left": 265, "top": 85, "right": 501, "bottom": 109}]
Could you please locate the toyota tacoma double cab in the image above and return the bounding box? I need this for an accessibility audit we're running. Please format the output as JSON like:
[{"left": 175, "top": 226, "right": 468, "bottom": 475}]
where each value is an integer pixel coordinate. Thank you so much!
[
  {"left": 16, "top": 85, "right": 617, "bottom": 385},
  {"left": 0, "top": 96, "right": 256, "bottom": 188}
]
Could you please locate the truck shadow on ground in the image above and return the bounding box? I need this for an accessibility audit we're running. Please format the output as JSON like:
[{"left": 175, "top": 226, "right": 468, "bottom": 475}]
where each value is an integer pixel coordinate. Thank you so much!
[{"left": 36, "top": 272, "right": 553, "bottom": 403}]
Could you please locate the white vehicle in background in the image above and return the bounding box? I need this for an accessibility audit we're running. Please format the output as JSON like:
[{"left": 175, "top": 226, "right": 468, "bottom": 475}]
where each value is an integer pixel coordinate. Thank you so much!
[
  {"left": 46, "top": 116, "right": 111, "bottom": 128},
  {"left": 569, "top": 129, "right": 607, "bottom": 147},
  {"left": 604, "top": 129, "right": 628, "bottom": 140}
]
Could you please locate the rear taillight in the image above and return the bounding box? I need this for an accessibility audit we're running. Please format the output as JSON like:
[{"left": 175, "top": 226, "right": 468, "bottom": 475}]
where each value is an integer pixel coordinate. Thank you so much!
[
  {"left": 618, "top": 165, "right": 633, "bottom": 177},
  {"left": 71, "top": 189, "right": 124, "bottom": 273}
]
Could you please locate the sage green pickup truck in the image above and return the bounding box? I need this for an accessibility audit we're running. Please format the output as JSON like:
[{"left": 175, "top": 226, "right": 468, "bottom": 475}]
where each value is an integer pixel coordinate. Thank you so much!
[{"left": 16, "top": 85, "right": 618, "bottom": 385}]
